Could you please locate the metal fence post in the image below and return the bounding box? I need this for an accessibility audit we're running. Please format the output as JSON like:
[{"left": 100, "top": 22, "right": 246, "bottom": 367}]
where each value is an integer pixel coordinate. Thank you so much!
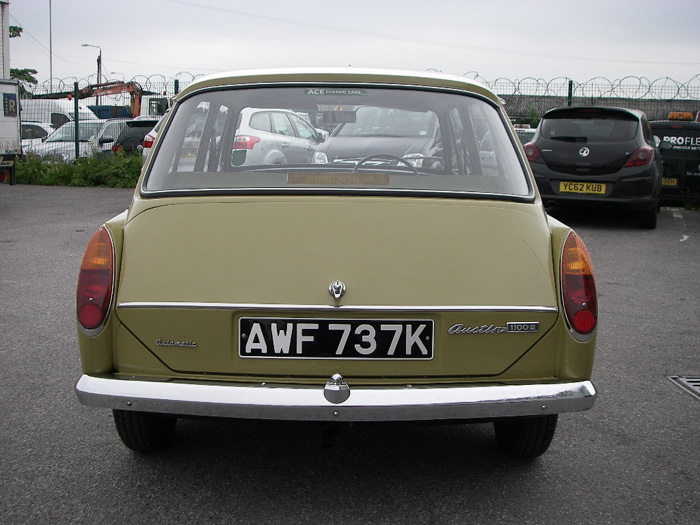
[
  {"left": 568, "top": 80, "right": 573, "bottom": 106},
  {"left": 74, "top": 82, "right": 80, "bottom": 160}
]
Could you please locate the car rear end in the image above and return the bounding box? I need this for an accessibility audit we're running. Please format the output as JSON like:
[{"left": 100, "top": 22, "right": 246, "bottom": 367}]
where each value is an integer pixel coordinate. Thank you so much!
[
  {"left": 112, "top": 119, "right": 159, "bottom": 154},
  {"left": 650, "top": 117, "right": 700, "bottom": 205},
  {"left": 75, "top": 69, "right": 597, "bottom": 457},
  {"left": 525, "top": 106, "right": 662, "bottom": 227}
]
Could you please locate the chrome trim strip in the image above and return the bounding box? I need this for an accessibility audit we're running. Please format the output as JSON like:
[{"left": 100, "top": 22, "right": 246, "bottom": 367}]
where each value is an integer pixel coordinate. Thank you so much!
[
  {"left": 75, "top": 375, "right": 595, "bottom": 422},
  {"left": 116, "top": 301, "right": 558, "bottom": 314}
]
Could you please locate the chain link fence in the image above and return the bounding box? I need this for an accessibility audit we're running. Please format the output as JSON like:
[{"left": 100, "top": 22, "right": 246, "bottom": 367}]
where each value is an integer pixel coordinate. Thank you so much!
[
  {"left": 17, "top": 72, "right": 700, "bottom": 204},
  {"left": 23, "top": 73, "right": 700, "bottom": 121}
]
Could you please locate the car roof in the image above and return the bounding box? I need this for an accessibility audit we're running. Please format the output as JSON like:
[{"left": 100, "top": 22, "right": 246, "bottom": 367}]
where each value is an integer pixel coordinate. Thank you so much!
[
  {"left": 124, "top": 119, "right": 159, "bottom": 128},
  {"left": 22, "top": 121, "right": 54, "bottom": 129},
  {"left": 175, "top": 68, "right": 500, "bottom": 105},
  {"left": 650, "top": 120, "right": 700, "bottom": 130},
  {"left": 543, "top": 106, "right": 645, "bottom": 120}
]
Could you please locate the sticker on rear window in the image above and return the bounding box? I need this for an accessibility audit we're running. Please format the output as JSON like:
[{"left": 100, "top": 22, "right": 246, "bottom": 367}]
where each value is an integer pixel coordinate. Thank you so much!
[{"left": 305, "top": 88, "right": 367, "bottom": 96}]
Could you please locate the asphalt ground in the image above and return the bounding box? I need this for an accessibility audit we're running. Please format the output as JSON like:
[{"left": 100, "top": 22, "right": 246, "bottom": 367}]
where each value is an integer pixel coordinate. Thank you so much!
[{"left": 1, "top": 184, "right": 699, "bottom": 524}]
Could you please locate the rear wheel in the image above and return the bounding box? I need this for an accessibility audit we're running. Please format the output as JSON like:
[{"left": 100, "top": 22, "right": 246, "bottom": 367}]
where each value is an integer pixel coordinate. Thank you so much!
[
  {"left": 493, "top": 414, "right": 558, "bottom": 458},
  {"left": 113, "top": 410, "right": 177, "bottom": 453},
  {"left": 637, "top": 206, "right": 658, "bottom": 229}
]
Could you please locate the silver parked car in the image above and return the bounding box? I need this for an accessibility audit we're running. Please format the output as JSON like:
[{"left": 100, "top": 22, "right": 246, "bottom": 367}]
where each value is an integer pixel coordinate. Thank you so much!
[
  {"left": 21, "top": 121, "right": 54, "bottom": 153},
  {"left": 29, "top": 119, "right": 129, "bottom": 161},
  {"left": 172, "top": 104, "right": 324, "bottom": 170},
  {"left": 234, "top": 108, "right": 324, "bottom": 165}
]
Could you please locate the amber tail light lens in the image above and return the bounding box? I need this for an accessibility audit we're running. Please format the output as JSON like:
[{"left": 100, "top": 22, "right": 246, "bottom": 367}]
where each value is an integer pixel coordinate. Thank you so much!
[
  {"left": 77, "top": 226, "right": 114, "bottom": 331},
  {"left": 561, "top": 231, "right": 597, "bottom": 336}
]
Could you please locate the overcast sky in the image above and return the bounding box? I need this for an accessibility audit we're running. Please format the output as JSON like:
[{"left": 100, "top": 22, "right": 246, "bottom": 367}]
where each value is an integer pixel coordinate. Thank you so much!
[{"left": 8, "top": 0, "right": 700, "bottom": 86}]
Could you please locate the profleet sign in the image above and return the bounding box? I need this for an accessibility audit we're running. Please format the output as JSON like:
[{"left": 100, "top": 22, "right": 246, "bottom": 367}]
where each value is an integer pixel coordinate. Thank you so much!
[{"left": 661, "top": 135, "right": 700, "bottom": 150}]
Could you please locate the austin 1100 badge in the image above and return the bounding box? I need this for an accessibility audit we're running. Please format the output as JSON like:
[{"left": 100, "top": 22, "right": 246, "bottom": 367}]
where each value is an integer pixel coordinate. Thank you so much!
[{"left": 448, "top": 322, "right": 539, "bottom": 334}]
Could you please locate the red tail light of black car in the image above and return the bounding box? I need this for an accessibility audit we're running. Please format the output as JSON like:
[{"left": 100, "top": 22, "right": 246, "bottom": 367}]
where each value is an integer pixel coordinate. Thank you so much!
[
  {"left": 623, "top": 145, "right": 654, "bottom": 167},
  {"left": 523, "top": 142, "right": 545, "bottom": 164},
  {"left": 561, "top": 231, "right": 597, "bottom": 338},
  {"left": 77, "top": 226, "right": 114, "bottom": 332}
]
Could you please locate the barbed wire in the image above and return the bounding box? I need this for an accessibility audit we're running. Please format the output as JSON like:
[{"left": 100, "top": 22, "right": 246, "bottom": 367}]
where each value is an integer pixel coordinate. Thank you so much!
[
  {"left": 24, "top": 72, "right": 700, "bottom": 101},
  {"left": 468, "top": 74, "right": 700, "bottom": 100},
  {"left": 30, "top": 72, "right": 206, "bottom": 97}
]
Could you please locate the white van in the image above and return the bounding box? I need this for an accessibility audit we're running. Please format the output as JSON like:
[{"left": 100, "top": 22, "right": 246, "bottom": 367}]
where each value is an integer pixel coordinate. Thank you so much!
[{"left": 20, "top": 99, "right": 99, "bottom": 130}]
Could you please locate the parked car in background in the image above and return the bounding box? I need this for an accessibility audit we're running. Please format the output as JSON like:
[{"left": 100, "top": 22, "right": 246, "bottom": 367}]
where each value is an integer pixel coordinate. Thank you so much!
[
  {"left": 312, "top": 105, "right": 443, "bottom": 170},
  {"left": 28, "top": 118, "right": 128, "bottom": 161},
  {"left": 650, "top": 114, "right": 700, "bottom": 205},
  {"left": 112, "top": 118, "right": 160, "bottom": 155},
  {"left": 140, "top": 117, "right": 163, "bottom": 164},
  {"left": 20, "top": 98, "right": 99, "bottom": 129},
  {"left": 524, "top": 106, "right": 670, "bottom": 229},
  {"left": 75, "top": 68, "right": 598, "bottom": 458},
  {"left": 230, "top": 107, "right": 324, "bottom": 166},
  {"left": 514, "top": 126, "right": 536, "bottom": 145},
  {"left": 21, "top": 121, "right": 53, "bottom": 152}
]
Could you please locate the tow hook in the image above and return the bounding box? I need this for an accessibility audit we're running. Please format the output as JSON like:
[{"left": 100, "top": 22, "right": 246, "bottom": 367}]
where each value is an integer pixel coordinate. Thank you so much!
[{"left": 324, "top": 373, "right": 350, "bottom": 404}]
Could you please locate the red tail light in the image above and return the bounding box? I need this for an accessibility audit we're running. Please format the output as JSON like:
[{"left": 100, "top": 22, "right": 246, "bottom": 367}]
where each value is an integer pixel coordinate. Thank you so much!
[
  {"left": 142, "top": 133, "right": 155, "bottom": 149},
  {"left": 233, "top": 135, "right": 261, "bottom": 150},
  {"left": 561, "top": 231, "right": 597, "bottom": 336},
  {"left": 523, "top": 142, "right": 545, "bottom": 164},
  {"left": 623, "top": 145, "right": 653, "bottom": 167},
  {"left": 77, "top": 226, "right": 114, "bottom": 331}
]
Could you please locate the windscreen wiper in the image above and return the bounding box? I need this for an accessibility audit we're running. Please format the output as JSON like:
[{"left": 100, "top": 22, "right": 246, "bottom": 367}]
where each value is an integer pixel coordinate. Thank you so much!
[{"left": 550, "top": 135, "right": 587, "bottom": 143}]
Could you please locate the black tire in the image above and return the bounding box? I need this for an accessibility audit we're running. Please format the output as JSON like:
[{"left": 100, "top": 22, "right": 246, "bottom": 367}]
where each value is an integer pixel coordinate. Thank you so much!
[
  {"left": 637, "top": 206, "right": 658, "bottom": 229},
  {"left": 113, "top": 410, "right": 177, "bottom": 453},
  {"left": 493, "top": 414, "right": 558, "bottom": 459}
]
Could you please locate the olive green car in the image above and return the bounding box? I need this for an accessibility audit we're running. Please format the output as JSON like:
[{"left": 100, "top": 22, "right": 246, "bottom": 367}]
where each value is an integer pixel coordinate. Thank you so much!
[{"left": 75, "top": 69, "right": 598, "bottom": 457}]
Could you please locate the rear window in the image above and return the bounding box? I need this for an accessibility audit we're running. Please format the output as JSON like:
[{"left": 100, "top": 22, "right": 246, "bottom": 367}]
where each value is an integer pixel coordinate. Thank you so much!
[
  {"left": 541, "top": 110, "right": 638, "bottom": 143},
  {"left": 144, "top": 86, "right": 531, "bottom": 199},
  {"left": 116, "top": 122, "right": 158, "bottom": 150}
]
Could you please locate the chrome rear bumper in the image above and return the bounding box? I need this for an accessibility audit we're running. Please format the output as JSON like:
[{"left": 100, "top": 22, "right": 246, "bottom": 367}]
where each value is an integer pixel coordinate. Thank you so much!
[{"left": 75, "top": 375, "right": 596, "bottom": 422}]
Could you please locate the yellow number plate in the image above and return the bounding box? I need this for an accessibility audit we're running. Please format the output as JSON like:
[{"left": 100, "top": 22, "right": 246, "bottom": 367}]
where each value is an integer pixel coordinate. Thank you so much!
[
  {"left": 559, "top": 182, "right": 606, "bottom": 194},
  {"left": 661, "top": 177, "right": 678, "bottom": 187}
]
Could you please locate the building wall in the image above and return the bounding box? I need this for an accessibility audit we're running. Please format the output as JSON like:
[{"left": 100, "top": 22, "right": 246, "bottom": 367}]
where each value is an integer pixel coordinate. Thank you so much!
[{"left": 0, "top": 1, "right": 10, "bottom": 79}]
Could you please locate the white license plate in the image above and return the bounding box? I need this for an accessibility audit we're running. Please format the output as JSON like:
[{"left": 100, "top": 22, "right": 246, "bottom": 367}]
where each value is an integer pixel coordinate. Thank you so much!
[{"left": 239, "top": 318, "right": 434, "bottom": 360}]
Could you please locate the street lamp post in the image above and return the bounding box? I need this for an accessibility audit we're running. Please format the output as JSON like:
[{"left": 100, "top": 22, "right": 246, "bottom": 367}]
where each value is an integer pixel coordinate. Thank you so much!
[{"left": 81, "top": 43, "right": 102, "bottom": 103}]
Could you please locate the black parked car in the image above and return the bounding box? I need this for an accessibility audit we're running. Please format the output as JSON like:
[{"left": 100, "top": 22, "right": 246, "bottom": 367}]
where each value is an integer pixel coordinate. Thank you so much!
[
  {"left": 524, "top": 106, "right": 670, "bottom": 229},
  {"left": 312, "top": 105, "right": 444, "bottom": 171},
  {"left": 112, "top": 118, "right": 160, "bottom": 155},
  {"left": 650, "top": 117, "right": 700, "bottom": 205}
]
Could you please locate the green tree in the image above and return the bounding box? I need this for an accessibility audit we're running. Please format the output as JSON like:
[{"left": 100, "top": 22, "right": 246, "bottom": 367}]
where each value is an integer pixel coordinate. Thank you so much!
[
  {"left": 516, "top": 105, "right": 540, "bottom": 128},
  {"left": 10, "top": 68, "right": 38, "bottom": 84},
  {"left": 8, "top": 25, "right": 38, "bottom": 93}
]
